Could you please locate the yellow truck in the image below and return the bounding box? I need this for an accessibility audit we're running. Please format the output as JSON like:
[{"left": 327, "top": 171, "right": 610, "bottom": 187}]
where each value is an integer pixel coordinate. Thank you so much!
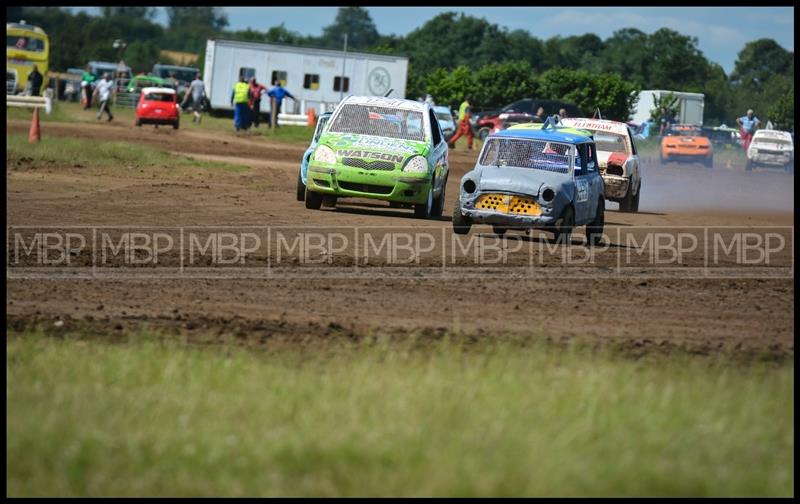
[{"left": 7, "top": 21, "right": 49, "bottom": 94}]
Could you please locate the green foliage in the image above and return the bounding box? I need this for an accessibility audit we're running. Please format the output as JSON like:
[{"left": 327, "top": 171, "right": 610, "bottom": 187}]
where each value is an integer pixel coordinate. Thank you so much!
[
  {"left": 537, "top": 68, "right": 638, "bottom": 121},
  {"left": 767, "top": 91, "right": 794, "bottom": 131},
  {"left": 320, "top": 7, "right": 380, "bottom": 50},
  {"left": 12, "top": 7, "right": 795, "bottom": 130},
  {"left": 649, "top": 92, "right": 680, "bottom": 123}
]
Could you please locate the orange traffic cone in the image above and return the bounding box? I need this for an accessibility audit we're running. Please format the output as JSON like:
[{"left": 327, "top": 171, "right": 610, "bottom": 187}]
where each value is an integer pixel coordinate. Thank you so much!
[
  {"left": 307, "top": 108, "right": 316, "bottom": 127},
  {"left": 29, "top": 107, "right": 41, "bottom": 144}
]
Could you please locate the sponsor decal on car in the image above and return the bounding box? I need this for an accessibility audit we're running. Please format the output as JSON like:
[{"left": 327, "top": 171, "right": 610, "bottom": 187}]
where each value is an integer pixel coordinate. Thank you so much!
[{"left": 336, "top": 150, "right": 404, "bottom": 163}]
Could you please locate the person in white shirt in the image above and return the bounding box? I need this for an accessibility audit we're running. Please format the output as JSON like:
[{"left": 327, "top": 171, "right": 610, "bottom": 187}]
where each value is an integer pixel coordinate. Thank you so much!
[{"left": 93, "top": 73, "right": 115, "bottom": 122}]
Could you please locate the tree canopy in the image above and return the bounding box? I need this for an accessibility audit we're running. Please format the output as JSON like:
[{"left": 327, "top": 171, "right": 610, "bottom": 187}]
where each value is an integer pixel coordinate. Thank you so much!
[{"left": 10, "top": 6, "right": 794, "bottom": 126}]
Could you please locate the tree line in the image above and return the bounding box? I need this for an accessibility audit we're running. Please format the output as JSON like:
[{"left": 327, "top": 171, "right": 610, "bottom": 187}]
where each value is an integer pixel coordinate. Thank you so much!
[{"left": 8, "top": 6, "right": 794, "bottom": 129}]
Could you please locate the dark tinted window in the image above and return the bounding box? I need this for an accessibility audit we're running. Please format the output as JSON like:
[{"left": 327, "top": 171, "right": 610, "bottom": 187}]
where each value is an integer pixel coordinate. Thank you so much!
[{"left": 429, "top": 109, "right": 442, "bottom": 145}]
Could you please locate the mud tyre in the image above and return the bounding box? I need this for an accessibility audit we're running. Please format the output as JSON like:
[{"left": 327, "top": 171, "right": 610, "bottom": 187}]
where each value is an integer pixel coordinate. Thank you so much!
[
  {"left": 586, "top": 199, "right": 605, "bottom": 246},
  {"left": 553, "top": 205, "right": 574, "bottom": 244},
  {"left": 296, "top": 173, "right": 305, "bottom": 202},
  {"left": 305, "top": 189, "right": 323, "bottom": 210},
  {"left": 414, "top": 184, "right": 434, "bottom": 219},
  {"left": 452, "top": 203, "right": 472, "bottom": 235}
]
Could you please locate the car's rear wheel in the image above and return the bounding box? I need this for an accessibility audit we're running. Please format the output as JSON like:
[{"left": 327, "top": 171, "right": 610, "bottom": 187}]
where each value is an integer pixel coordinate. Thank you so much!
[
  {"left": 135, "top": 119, "right": 142, "bottom": 127},
  {"left": 586, "top": 199, "right": 605, "bottom": 246},
  {"left": 477, "top": 127, "right": 491, "bottom": 142},
  {"left": 553, "top": 205, "right": 574, "bottom": 244},
  {"left": 492, "top": 225, "right": 507, "bottom": 236},
  {"left": 704, "top": 155, "right": 713, "bottom": 169},
  {"left": 414, "top": 184, "right": 433, "bottom": 219},
  {"left": 296, "top": 172, "right": 305, "bottom": 202},
  {"left": 452, "top": 202, "right": 472, "bottom": 235},
  {"left": 305, "top": 189, "right": 323, "bottom": 210}
]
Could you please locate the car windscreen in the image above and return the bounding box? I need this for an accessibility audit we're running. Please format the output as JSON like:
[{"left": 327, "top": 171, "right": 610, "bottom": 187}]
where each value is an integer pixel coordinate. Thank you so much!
[
  {"left": 480, "top": 138, "right": 572, "bottom": 174},
  {"left": 327, "top": 104, "right": 426, "bottom": 142},
  {"left": 754, "top": 137, "right": 792, "bottom": 146},
  {"left": 7, "top": 36, "right": 45, "bottom": 52},
  {"left": 434, "top": 111, "right": 453, "bottom": 123},
  {"left": 144, "top": 93, "right": 174, "bottom": 102},
  {"left": 593, "top": 132, "right": 628, "bottom": 153},
  {"left": 670, "top": 126, "right": 700, "bottom": 137}
]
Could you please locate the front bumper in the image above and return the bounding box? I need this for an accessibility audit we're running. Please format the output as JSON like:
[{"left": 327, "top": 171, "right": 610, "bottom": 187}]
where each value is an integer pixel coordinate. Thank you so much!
[
  {"left": 306, "top": 162, "right": 431, "bottom": 204},
  {"left": 459, "top": 192, "right": 558, "bottom": 228},
  {"left": 601, "top": 174, "right": 629, "bottom": 200},
  {"left": 749, "top": 152, "right": 792, "bottom": 167}
]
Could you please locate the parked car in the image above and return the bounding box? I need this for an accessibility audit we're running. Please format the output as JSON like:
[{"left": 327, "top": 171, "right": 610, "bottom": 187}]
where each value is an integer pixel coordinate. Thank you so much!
[
  {"left": 473, "top": 98, "right": 582, "bottom": 141},
  {"left": 433, "top": 105, "right": 456, "bottom": 142},
  {"left": 560, "top": 118, "right": 642, "bottom": 212},
  {"left": 452, "top": 117, "right": 605, "bottom": 244},
  {"left": 660, "top": 124, "right": 713, "bottom": 168},
  {"left": 297, "top": 112, "right": 333, "bottom": 201},
  {"left": 126, "top": 75, "right": 167, "bottom": 95},
  {"left": 135, "top": 87, "right": 180, "bottom": 130},
  {"left": 152, "top": 64, "right": 199, "bottom": 100},
  {"left": 746, "top": 129, "right": 794, "bottom": 172},
  {"left": 304, "top": 96, "right": 449, "bottom": 219}
]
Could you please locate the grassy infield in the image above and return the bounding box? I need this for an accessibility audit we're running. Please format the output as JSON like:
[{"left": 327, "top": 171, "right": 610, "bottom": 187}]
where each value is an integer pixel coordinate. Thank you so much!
[{"left": 6, "top": 102, "right": 793, "bottom": 497}]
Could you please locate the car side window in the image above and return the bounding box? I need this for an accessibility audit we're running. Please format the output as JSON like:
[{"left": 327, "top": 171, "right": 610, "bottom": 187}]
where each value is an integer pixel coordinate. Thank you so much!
[
  {"left": 429, "top": 109, "right": 442, "bottom": 146},
  {"left": 574, "top": 146, "right": 585, "bottom": 176},
  {"left": 586, "top": 143, "right": 598, "bottom": 173},
  {"left": 627, "top": 128, "right": 638, "bottom": 155}
]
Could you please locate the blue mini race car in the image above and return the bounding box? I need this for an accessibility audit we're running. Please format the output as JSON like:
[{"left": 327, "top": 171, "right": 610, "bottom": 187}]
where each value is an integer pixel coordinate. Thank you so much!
[
  {"left": 297, "top": 112, "right": 333, "bottom": 201},
  {"left": 452, "top": 117, "right": 606, "bottom": 244}
]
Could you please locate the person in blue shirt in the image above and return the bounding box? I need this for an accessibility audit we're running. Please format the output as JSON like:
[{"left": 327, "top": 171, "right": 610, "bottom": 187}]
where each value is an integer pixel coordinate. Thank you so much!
[
  {"left": 736, "top": 109, "right": 760, "bottom": 151},
  {"left": 267, "top": 80, "right": 296, "bottom": 128}
]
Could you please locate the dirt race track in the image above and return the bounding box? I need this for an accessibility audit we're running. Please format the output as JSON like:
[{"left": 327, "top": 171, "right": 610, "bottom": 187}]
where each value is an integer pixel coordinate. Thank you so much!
[{"left": 6, "top": 120, "right": 795, "bottom": 358}]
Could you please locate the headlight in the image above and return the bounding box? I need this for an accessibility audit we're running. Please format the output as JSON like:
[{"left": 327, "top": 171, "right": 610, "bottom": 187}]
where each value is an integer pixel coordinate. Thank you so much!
[
  {"left": 314, "top": 145, "right": 336, "bottom": 164},
  {"left": 541, "top": 187, "right": 555, "bottom": 203},
  {"left": 403, "top": 155, "right": 428, "bottom": 173}
]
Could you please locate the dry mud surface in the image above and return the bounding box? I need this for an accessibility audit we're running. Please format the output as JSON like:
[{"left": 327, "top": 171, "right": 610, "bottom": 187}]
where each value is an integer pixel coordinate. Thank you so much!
[{"left": 6, "top": 120, "right": 795, "bottom": 358}]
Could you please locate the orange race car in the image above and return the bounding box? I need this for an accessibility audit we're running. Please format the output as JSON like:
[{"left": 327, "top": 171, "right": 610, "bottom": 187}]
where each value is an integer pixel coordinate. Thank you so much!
[{"left": 660, "top": 124, "right": 713, "bottom": 168}]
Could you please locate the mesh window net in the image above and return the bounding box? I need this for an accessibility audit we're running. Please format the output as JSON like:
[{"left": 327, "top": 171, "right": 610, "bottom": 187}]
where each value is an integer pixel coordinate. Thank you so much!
[
  {"left": 327, "top": 104, "right": 426, "bottom": 142},
  {"left": 480, "top": 138, "right": 573, "bottom": 174}
]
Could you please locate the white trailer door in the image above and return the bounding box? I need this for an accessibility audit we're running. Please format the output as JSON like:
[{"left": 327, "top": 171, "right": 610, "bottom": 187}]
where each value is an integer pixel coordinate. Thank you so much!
[{"left": 681, "top": 96, "right": 704, "bottom": 125}]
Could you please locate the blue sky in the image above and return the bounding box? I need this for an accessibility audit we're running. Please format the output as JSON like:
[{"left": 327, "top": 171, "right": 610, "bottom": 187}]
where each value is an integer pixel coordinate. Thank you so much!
[{"left": 71, "top": 7, "right": 793, "bottom": 74}]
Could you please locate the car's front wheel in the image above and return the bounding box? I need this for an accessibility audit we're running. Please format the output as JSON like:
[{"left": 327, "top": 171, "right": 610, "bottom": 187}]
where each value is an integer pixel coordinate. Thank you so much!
[
  {"left": 305, "top": 189, "right": 323, "bottom": 210},
  {"left": 135, "top": 118, "right": 142, "bottom": 127},
  {"left": 430, "top": 175, "right": 447, "bottom": 218},
  {"left": 745, "top": 159, "right": 753, "bottom": 172},
  {"left": 492, "top": 225, "right": 507, "bottom": 236},
  {"left": 552, "top": 205, "right": 574, "bottom": 245},
  {"left": 296, "top": 172, "right": 305, "bottom": 202},
  {"left": 452, "top": 202, "right": 472, "bottom": 235},
  {"left": 477, "top": 127, "right": 491, "bottom": 142},
  {"left": 414, "top": 184, "right": 433, "bottom": 219}
]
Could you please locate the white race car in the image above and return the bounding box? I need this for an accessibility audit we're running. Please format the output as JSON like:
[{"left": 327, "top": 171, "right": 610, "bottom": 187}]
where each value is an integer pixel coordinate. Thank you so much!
[
  {"left": 560, "top": 118, "right": 642, "bottom": 212},
  {"left": 746, "top": 129, "right": 794, "bottom": 172}
]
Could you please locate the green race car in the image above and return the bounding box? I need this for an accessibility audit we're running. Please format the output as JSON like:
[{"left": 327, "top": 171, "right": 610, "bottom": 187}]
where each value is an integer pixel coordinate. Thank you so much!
[{"left": 304, "top": 96, "right": 450, "bottom": 218}]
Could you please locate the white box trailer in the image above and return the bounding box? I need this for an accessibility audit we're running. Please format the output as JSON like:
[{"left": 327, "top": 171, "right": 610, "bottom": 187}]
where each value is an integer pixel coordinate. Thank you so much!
[
  {"left": 633, "top": 89, "right": 705, "bottom": 126},
  {"left": 203, "top": 39, "right": 409, "bottom": 116}
]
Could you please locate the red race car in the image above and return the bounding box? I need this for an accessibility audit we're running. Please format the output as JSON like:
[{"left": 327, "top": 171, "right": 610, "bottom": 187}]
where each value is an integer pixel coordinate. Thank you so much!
[{"left": 135, "top": 87, "right": 180, "bottom": 130}]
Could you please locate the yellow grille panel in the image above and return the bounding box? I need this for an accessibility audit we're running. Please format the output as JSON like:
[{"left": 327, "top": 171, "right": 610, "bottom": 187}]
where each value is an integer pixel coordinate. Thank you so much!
[{"left": 475, "top": 194, "right": 541, "bottom": 216}]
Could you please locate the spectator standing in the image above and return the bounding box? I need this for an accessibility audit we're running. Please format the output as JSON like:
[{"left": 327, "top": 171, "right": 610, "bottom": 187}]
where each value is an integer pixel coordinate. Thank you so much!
[
  {"left": 231, "top": 75, "right": 251, "bottom": 131},
  {"left": 658, "top": 107, "right": 673, "bottom": 136},
  {"left": 533, "top": 106, "right": 546, "bottom": 122},
  {"left": 448, "top": 96, "right": 474, "bottom": 150},
  {"left": 27, "top": 65, "right": 43, "bottom": 96},
  {"left": 267, "top": 79, "right": 296, "bottom": 128},
  {"left": 80, "top": 66, "right": 96, "bottom": 109},
  {"left": 737, "top": 109, "right": 760, "bottom": 151},
  {"left": 248, "top": 77, "right": 268, "bottom": 128},
  {"left": 93, "top": 72, "right": 114, "bottom": 122},
  {"left": 187, "top": 73, "right": 207, "bottom": 124},
  {"left": 558, "top": 108, "right": 568, "bottom": 120}
]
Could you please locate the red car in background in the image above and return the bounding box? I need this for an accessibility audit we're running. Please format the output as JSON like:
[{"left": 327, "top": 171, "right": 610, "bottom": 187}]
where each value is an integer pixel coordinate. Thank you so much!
[
  {"left": 473, "top": 98, "right": 582, "bottom": 141},
  {"left": 135, "top": 87, "right": 180, "bottom": 130}
]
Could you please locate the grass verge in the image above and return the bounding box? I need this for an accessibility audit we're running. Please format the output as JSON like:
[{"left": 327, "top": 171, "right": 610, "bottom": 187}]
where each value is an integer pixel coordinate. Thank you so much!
[
  {"left": 6, "top": 133, "right": 247, "bottom": 179},
  {"left": 6, "top": 329, "right": 793, "bottom": 497},
  {"left": 7, "top": 100, "right": 315, "bottom": 145}
]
